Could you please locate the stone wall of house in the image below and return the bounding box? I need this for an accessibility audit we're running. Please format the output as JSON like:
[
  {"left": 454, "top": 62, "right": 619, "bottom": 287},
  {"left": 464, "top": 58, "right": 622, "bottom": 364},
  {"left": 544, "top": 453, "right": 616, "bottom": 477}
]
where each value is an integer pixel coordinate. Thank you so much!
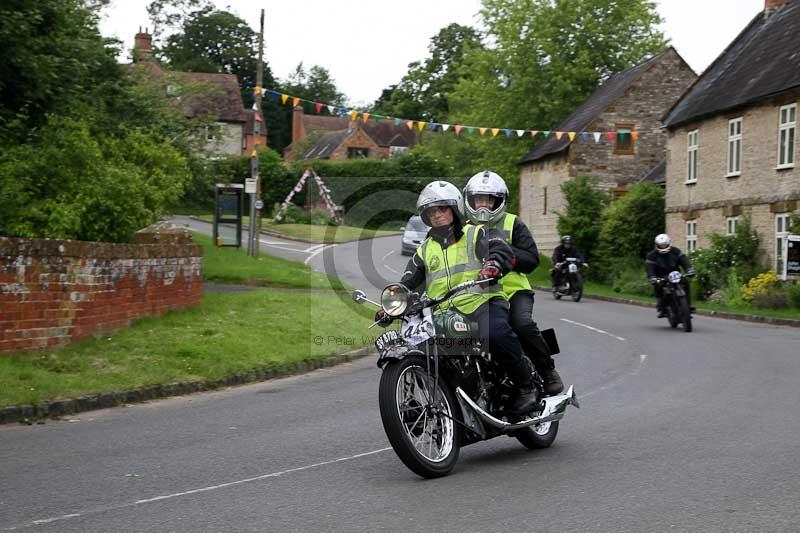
[
  {"left": 570, "top": 48, "right": 697, "bottom": 188},
  {"left": 665, "top": 93, "right": 800, "bottom": 267},
  {"left": 204, "top": 122, "right": 244, "bottom": 155},
  {"left": 328, "top": 127, "right": 382, "bottom": 161},
  {"left": 519, "top": 154, "right": 570, "bottom": 253},
  {"left": 0, "top": 224, "right": 203, "bottom": 352}
]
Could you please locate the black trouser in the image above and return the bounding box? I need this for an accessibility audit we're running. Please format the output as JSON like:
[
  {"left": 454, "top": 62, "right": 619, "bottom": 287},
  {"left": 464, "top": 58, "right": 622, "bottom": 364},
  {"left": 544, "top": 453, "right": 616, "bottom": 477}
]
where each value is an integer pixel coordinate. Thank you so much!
[
  {"left": 654, "top": 278, "right": 692, "bottom": 310},
  {"left": 509, "top": 291, "right": 554, "bottom": 372},
  {"left": 551, "top": 265, "right": 567, "bottom": 287},
  {"left": 470, "top": 297, "right": 532, "bottom": 387}
]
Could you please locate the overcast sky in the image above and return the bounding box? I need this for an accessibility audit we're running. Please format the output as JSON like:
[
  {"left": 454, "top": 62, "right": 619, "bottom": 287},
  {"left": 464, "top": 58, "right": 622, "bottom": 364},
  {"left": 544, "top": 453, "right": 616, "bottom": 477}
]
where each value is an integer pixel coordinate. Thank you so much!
[{"left": 99, "top": 0, "right": 765, "bottom": 106}]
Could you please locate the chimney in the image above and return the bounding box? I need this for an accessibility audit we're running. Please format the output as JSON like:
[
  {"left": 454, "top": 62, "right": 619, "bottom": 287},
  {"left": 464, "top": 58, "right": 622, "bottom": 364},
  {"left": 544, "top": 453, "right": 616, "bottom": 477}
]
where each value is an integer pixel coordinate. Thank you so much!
[
  {"left": 133, "top": 26, "right": 154, "bottom": 62},
  {"left": 765, "top": 0, "right": 789, "bottom": 16},
  {"left": 292, "top": 105, "right": 306, "bottom": 144}
]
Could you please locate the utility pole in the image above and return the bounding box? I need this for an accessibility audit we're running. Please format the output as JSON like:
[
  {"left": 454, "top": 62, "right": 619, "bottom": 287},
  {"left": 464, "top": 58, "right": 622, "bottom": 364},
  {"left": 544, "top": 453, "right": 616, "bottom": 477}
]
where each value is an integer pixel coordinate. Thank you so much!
[{"left": 247, "top": 8, "right": 265, "bottom": 256}]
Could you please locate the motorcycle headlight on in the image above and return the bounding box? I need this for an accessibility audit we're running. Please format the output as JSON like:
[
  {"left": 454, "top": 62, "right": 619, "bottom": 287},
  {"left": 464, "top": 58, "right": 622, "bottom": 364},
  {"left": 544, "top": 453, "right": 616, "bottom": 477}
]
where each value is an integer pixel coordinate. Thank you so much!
[
  {"left": 381, "top": 283, "right": 410, "bottom": 316},
  {"left": 668, "top": 271, "right": 682, "bottom": 284}
]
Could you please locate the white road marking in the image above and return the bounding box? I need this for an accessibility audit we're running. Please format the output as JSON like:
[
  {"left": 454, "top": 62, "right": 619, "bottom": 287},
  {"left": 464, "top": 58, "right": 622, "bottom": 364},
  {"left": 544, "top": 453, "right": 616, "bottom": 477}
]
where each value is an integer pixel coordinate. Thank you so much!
[
  {"left": 258, "top": 239, "right": 313, "bottom": 254},
  {"left": 582, "top": 354, "right": 649, "bottom": 399},
  {"left": 381, "top": 250, "right": 395, "bottom": 261},
  {"left": 304, "top": 243, "right": 327, "bottom": 253},
  {"left": 304, "top": 244, "right": 336, "bottom": 265},
  {"left": 559, "top": 318, "right": 626, "bottom": 342},
  {"left": 7, "top": 448, "right": 392, "bottom": 531}
]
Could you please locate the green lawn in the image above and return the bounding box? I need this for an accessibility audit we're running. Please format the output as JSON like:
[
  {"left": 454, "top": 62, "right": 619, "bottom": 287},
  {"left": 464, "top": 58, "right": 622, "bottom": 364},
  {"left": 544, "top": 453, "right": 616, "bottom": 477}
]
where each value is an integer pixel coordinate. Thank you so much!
[
  {"left": 195, "top": 214, "right": 401, "bottom": 243},
  {"left": 195, "top": 232, "right": 347, "bottom": 290},
  {"left": 0, "top": 289, "right": 375, "bottom": 408}
]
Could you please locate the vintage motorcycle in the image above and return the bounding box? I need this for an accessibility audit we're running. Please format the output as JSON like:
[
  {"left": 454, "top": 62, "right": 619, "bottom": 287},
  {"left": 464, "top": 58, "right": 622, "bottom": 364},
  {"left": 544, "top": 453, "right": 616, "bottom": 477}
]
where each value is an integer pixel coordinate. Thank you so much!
[
  {"left": 352, "top": 280, "right": 579, "bottom": 478},
  {"left": 655, "top": 271, "right": 693, "bottom": 332},
  {"left": 553, "top": 257, "right": 585, "bottom": 302}
]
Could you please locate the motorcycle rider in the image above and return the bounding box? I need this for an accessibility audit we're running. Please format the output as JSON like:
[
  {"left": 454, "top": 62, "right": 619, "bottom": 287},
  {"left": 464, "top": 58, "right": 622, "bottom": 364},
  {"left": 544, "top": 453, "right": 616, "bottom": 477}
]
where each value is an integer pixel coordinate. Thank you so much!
[
  {"left": 463, "top": 170, "right": 564, "bottom": 395},
  {"left": 551, "top": 235, "right": 586, "bottom": 289},
  {"left": 645, "top": 233, "right": 695, "bottom": 317},
  {"left": 376, "top": 180, "right": 540, "bottom": 414}
]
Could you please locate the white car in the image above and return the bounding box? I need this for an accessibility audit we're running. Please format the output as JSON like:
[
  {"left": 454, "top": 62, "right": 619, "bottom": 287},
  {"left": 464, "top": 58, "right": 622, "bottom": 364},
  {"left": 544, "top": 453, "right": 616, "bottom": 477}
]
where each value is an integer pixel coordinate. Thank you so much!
[{"left": 400, "top": 215, "right": 430, "bottom": 256}]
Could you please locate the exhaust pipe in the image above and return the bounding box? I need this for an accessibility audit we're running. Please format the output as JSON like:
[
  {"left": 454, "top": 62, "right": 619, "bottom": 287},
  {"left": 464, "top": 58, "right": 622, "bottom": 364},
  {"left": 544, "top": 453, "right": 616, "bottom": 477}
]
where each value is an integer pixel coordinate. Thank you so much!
[{"left": 455, "top": 386, "right": 579, "bottom": 432}]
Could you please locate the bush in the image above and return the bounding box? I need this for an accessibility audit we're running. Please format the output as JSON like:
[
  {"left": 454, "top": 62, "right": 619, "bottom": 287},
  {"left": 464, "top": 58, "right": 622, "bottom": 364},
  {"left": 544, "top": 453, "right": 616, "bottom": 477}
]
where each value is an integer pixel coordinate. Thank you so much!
[
  {"left": 787, "top": 282, "right": 800, "bottom": 309},
  {"left": 594, "top": 183, "right": 665, "bottom": 280},
  {"left": 691, "top": 218, "right": 763, "bottom": 298},
  {"left": 742, "top": 272, "right": 787, "bottom": 309},
  {"left": 607, "top": 257, "right": 653, "bottom": 296},
  {"left": 556, "top": 176, "right": 610, "bottom": 262}
]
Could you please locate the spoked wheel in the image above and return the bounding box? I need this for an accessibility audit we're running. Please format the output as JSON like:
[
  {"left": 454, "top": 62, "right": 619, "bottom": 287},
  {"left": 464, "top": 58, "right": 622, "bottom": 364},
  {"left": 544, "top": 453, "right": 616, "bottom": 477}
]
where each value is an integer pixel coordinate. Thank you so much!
[
  {"left": 571, "top": 276, "right": 583, "bottom": 302},
  {"left": 668, "top": 301, "right": 679, "bottom": 328},
  {"left": 552, "top": 287, "right": 562, "bottom": 300},
  {"left": 679, "top": 297, "right": 693, "bottom": 332},
  {"left": 514, "top": 420, "right": 559, "bottom": 449},
  {"left": 378, "top": 355, "right": 461, "bottom": 478}
]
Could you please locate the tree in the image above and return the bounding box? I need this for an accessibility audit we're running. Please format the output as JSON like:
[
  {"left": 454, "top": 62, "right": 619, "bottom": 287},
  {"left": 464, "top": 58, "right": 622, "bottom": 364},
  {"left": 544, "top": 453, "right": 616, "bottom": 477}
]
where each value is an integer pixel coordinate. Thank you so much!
[
  {"left": 556, "top": 176, "right": 610, "bottom": 261},
  {"left": 146, "top": 0, "right": 213, "bottom": 44},
  {"left": 372, "top": 23, "right": 481, "bottom": 122}
]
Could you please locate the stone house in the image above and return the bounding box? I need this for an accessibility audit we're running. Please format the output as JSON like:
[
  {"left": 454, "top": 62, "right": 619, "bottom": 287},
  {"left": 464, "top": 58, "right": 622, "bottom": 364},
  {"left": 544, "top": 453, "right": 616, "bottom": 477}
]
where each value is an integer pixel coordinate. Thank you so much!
[
  {"left": 662, "top": 0, "right": 800, "bottom": 272},
  {"left": 517, "top": 47, "right": 697, "bottom": 253},
  {"left": 130, "top": 29, "right": 266, "bottom": 156},
  {"left": 284, "top": 106, "right": 417, "bottom": 162}
]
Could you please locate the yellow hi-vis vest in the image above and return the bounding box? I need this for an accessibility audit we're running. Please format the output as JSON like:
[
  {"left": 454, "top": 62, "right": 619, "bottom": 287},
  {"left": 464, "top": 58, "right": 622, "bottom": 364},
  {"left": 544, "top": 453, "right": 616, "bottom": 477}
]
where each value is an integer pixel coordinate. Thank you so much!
[
  {"left": 417, "top": 224, "right": 504, "bottom": 314},
  {"left": 490, "top": 213, "right": 533, "bottom": 297}
]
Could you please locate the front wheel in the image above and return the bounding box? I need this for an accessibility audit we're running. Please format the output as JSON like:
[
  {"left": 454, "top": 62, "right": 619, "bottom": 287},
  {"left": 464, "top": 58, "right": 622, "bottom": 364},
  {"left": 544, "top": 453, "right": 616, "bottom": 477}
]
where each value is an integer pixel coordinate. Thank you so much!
[
  {"left": 378, "top": 355, "right": 461, "bottom": 478},
  {"left": 514, "top": 420, "right": 559, "bottom": 449},
  {"left": 679, "top": 297, "right": 693, "bottom": 332},
  {"left": 571, "top": 275, "right": 583, "bottom": 302}
]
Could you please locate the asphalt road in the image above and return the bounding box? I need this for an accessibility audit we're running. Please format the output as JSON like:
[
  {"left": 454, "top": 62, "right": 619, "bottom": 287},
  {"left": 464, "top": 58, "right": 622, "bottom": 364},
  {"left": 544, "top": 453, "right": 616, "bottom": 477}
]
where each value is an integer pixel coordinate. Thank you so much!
[{"left": 2, "top": 218, "right": 800, "bottom": 532}]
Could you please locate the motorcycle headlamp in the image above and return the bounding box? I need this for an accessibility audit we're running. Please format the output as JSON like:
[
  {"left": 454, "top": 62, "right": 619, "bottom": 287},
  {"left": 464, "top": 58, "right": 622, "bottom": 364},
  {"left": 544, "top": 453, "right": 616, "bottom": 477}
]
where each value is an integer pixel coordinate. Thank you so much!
[
  {"left": 668, "top": 271, "right": 682, "bottom": 284},
  {"left": 381, "top": 283, "right": 410, "bottom": 317}
]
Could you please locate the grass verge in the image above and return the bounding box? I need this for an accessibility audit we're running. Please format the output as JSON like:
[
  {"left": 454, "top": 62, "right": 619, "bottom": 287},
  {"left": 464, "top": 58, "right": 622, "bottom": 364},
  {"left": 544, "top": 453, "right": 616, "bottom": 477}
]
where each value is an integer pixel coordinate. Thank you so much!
[{"left": 0, "top": 289, "right": 375, "bottom": 408}]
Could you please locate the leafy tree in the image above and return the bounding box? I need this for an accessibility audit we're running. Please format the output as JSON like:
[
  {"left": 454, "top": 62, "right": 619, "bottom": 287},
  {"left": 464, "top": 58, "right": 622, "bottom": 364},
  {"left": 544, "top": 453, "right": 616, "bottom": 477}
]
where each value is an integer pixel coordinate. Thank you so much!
[
  {"left": 594, "top": 183, "right": 665, "bottom": 279},
  {"left": 146, "top": 0, "right": 212, "bottom": 44},
  {"left": 556, "top": 176, "right": 610, "bottom": 260},
  {"left": 372, "top": 23, "right": 481, "bottom": 122},
  {"left": 282, "top": 63, "right": 346, "bottom": 106}
]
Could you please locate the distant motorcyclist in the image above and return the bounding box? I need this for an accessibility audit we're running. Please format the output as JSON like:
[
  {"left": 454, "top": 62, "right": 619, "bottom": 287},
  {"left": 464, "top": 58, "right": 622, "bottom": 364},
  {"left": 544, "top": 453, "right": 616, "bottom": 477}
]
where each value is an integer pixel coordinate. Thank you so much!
[
  {"left": 645, "top": 233, "right": 695, "bottom": 317},
  {"left": 464, "top": 170, "right": 563, "bottom": 395},
  {"left": 377, "top": 180, "right": 540, "bottom": 414},
  {"left": 551, "top": 235, "right": 586, "bottom": 289}
]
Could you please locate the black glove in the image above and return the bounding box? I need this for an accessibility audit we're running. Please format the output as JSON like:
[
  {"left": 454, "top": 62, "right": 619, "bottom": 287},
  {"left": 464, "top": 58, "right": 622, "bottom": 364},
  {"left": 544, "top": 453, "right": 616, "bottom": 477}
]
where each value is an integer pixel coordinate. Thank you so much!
[
  {"left": 477, "top": 260, "right": 502, "bottom": 284},
  {"left": 685, "top": 268, "right": 696, "bottom": 277},
  {"left": 649, "top": 277, "right": 659, "bottom": 285},
  {"left": 374, "top": 309, "right": 393, "bottom": 326}
]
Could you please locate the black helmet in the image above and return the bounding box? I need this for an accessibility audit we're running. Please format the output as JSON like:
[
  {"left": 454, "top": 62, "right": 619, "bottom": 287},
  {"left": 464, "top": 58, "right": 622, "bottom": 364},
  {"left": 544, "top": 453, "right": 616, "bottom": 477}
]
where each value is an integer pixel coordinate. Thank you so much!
[{"left": 561, "top": 235, "right": 573, "bottom": 245}]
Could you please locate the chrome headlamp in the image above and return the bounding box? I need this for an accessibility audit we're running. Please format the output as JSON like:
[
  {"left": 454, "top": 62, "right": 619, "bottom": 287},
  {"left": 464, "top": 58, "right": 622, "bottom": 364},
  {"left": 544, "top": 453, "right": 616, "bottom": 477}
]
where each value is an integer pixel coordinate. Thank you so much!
[
  {"left": 668, "top": 271, "right": 682, "bottom": 284},
  {"left": 381, "top": 283, "right": 410, "bottom": 316}
]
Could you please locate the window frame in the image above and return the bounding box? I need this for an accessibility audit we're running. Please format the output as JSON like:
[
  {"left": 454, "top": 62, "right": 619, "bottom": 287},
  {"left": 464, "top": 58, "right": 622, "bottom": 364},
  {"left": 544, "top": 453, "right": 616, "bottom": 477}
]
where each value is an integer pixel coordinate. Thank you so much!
[
  {"left": 726, "top": 118, "right": 742, "bottom": 177},
  {"left": 347, "top": 147, "right": 370, "bottom": 159},
  {"left": 686, "top": 219, "right": 698, "bottom": 253},
  {"left": 726, "top": 216, "right": 739, "bottom": 236},
  {"left": 686, "top": 130, "right": 699, "bottom": 184},
  {"left": 775, "top": 213, "right": 791, "bottom": 273},
  {"left": 777, "top": 103, "right": 796, "bottom": 169},
  {"left": 613, "top": 123, "right": 635, "bottom": 155}
]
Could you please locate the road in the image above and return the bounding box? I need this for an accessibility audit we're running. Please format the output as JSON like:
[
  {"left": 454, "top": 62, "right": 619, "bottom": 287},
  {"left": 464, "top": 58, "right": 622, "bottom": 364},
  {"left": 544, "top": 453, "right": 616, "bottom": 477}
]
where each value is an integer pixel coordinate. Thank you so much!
[{"left": 2, "top": 218, "right": 800, "bottom": 532}]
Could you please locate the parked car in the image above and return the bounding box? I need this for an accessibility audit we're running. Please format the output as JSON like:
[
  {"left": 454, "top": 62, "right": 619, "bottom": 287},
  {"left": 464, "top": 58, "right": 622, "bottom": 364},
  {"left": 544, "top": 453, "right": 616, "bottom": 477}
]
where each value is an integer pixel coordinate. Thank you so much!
[{"left": 401, "top": 215, "right": 430, "bottom": 256}]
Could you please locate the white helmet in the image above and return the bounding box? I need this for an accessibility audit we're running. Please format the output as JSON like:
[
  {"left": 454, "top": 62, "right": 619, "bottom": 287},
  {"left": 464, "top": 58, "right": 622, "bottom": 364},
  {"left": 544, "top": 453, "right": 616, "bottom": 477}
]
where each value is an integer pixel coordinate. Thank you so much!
[
  {"left": 655, "top": 233, "right": 672, "bottom": 254},
  {"left": 417, "top": 180, "right": 465, "bottom": 226},
  {"left": 464, "top": 170, "right": 509, "bottom": 225}
]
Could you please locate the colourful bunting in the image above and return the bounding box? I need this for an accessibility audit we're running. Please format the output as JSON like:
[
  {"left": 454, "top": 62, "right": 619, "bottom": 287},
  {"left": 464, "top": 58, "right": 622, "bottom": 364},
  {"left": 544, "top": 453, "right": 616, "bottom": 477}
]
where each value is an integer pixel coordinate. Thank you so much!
[
  {"left": 280, "top": 94, "right": 289, "bottom": 104},
  {"left": 315, "top": 102, "right": 323, "bottom": 113},
  {"left": 431, "top": 123, "right": 438, "bottom": 131},
  {"left": 606, "top": 132, "right": 616, "bottom": 141},
  {"left": 516, "top": 129, "right": 525, "bottom": 137},
  {"left": 580, "top": 132, "right": 589, "bottom": 142},
  {"left": 555, "top": 132, "right": 563, "bottom": 140},
  {"left": 269, "top": 92, "right": 277, "bottom": 102},
  {"left": 417, "top": 121, "right": 426, "bottom": 132},
  {"left": 442, "top": 124, "right": 451, "bottom": 132},
  {"left": 350, "top": 111, "right": 358, "bottom": 121},
  {"left": 406, "top": 120, "right": 414, "bottom": 130},
  {"left": 455, "top": 125, "right": 463, "bottom": 136},
  {"left": 362, "top": 112, "right": 370, "bottom": 122},
  {"left": 373, "top": 114, "right": 381, "bottom": 123},
  {"left": 491, "top": 128, "right": 500, "bottom": 137},
  {"left": 567, "top": 132, "right": 576, "bottom": 141},
  {"left": 327, "top": 105, "right": 336, "bottom": 114},
  {"left": 504, "top": 129, "right": 512, "bottom": 138},
  {"left": 543, "top": 131, "right": 551, "bottom": 137},
  {"left": 531, "top": 130, "right": 539, "bottom": 138},
  {"left": 394, "top": 118, "right": 402, "bottom": 126},
  {"left": 593, "top": 132, "right": 601, "bottom": 143},
  {"left": 479, "top": 127, "right": 487, "bottom": 136},
  {"left": 292, "top": 97, "right": 300, "bottom": 106},
  {"left": 467, "top": 127, "right": 476, "bottom": 134},
  {"left": 631, "top": 131, "right": 639, "bottom": 141}
]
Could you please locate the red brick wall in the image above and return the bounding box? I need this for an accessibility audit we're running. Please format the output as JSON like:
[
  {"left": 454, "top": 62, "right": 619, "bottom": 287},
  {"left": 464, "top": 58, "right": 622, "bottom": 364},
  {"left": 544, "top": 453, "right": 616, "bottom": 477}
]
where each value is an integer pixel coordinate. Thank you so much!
[{"left": 0, "top": 228, "right": 203, "bottom": 352}]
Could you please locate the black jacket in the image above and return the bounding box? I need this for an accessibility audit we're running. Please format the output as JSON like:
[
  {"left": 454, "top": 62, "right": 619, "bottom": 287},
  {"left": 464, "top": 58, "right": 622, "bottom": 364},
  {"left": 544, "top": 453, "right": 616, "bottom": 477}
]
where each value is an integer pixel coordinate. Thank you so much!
[
  {"left": 503, "top": 217, "right": 540, "bottom": 274},
  {"left": 400, "top": 224, "right": 514, "bottom": 292},
  {"left": 645, "top": 247, "right": 692, "bottom": 279},
  {"left": 551, "top": 244, "right": 584, "bottom": 265}
]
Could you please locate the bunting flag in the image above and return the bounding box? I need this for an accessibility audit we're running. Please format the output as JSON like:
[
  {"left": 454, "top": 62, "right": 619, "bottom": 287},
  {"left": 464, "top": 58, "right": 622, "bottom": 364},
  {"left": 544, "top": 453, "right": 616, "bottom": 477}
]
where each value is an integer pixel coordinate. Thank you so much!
[{"left": 261, "top": 88, "right": 641, "bottom": 147}]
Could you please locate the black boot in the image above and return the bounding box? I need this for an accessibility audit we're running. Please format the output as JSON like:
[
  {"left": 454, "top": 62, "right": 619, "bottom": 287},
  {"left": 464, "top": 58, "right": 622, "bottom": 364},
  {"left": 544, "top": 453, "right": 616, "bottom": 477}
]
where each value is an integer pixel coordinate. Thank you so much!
[
  {"left": 539, "top": 359, "right": 564, "bottom": 395},
  {"left": 511, "top": 384, "right": 540, "bottom": 415}
]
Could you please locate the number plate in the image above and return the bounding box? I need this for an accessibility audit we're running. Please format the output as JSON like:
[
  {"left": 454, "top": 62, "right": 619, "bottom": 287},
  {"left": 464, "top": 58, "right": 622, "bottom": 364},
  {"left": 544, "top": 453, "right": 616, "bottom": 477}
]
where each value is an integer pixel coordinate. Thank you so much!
[
  {"left": 400, "top": 308, "right": 435, "bottom": 346},
  {"left": 375, "top": 330, "right": 400, "bottom": 353}
]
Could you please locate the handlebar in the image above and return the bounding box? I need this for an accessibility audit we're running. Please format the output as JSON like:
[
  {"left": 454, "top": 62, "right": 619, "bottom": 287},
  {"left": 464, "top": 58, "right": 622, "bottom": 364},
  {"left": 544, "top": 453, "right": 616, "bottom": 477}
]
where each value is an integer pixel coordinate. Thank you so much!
[{"left": 427, "top": 278, "right": 493, "bottom": 307}]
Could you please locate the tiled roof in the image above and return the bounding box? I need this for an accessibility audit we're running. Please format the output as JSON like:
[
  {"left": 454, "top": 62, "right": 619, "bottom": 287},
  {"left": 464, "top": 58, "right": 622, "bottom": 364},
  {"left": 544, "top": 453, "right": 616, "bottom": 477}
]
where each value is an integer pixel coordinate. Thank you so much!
[
  {"left": 302, "top": 115, "right": 416, "bottom": 147},
  {"left": 518, "top": 49, "right": 672, "bottom": 164},
  {"left": 637, "top": 159, "right": 666, "bottom": 186},
  {"left": 663, "top": 1, "right": 800, "bottom": 128},
  {"left": 173, "top": 71, "right": 246, "bottom": 123},
  {"left": 302, "top": 129, "right": 353, "bottom": 159}
]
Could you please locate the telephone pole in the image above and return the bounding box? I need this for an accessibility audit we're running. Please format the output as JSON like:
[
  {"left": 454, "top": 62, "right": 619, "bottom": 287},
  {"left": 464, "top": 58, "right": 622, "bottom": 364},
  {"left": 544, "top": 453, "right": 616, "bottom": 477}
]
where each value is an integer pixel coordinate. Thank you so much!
[{"left": 248, "top": 8, "right": 265, "bottom": 256}]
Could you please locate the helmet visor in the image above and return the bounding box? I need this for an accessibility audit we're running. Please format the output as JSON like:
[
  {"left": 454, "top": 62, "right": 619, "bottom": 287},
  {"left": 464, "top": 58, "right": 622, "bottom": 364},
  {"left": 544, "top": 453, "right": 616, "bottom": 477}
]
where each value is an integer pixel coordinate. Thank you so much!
[
  {"left": 467, "top": 193, "right": 502, "bottom": 211},
  {"left": 656, "top": 241, "right": 670, "bottom": 250}
]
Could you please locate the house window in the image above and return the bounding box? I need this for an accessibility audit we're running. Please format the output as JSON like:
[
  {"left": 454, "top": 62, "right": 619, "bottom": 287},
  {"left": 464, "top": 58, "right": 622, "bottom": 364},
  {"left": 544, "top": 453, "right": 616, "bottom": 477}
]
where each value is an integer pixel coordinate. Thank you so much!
[
  {"left": 687, "top": 130, "right": 698, "bottom": 183},
  {"left": 389, "top": 146, "right": 409, "bottom": 158},
  {"left": 347, "top": 147, "right": 369, "bottom": 159},
  {"left": 726, "top": 216, "right": 739, "bottom": 236},
  {"left": 686, "top": 220, "right": 697, "bottom": 253},
  {"left": 614, "top": 124, "right": 634, "bottom": 155},
  {"left": 205, "top": 122, "right": 224, "bottom": 142},
  {"left": 727, "top": 118, "right": 742, "bottom": 176},
  {"left": 776, "top": 213, "right": 791, "bottom": 273},
  {"left": 542, "top": 186, "right": 548, "bottom": 215},
  {"left": 778, "top": 104, "right": 796, "bottom": 168}
]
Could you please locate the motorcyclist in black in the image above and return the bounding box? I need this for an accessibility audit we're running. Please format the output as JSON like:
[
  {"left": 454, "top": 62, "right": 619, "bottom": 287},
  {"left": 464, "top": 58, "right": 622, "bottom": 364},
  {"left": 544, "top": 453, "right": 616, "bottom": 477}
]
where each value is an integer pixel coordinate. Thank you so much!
[
  {"left": 645, "top": 233, "right": 695, "bottom": 317},
  {"left": 551, "top": 235, "right": 586, "bottom": 289}
]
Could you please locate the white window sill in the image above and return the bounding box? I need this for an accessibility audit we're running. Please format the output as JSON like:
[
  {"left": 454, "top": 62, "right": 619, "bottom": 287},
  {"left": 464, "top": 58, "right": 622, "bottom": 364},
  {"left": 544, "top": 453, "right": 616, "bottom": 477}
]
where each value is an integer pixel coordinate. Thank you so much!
[
  {"left": 685, "top": 180, "right": 698, "bottom": 185},
  {"left": 724, "top": 172, "right": 741, "bottom": 178},
  {"left": 775, "top": 164, "right": 795, "bottom": 170}
]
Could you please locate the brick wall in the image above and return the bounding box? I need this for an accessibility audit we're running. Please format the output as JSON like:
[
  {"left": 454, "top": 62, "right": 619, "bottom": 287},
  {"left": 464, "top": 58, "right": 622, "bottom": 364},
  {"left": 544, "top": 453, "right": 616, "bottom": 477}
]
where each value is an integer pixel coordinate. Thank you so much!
[
  {"left": 0, "top": 224, "right": 203, "bottom": 352},
  {"left": 329, "top": 127, "right": 382, "bottom": 161},
  {"left": 519, "top": 153, "right": 570, "bottom": 253}
]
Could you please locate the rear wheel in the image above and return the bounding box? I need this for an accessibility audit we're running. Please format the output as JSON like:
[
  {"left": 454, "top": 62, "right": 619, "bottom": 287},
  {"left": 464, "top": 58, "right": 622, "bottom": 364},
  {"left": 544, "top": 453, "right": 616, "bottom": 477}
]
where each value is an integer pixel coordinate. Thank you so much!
[
  {"left": 515, "top": 420, "right": 559, "bottom": 449},
  {"left": 378, "top": 355, "right": 461, "bottom": 478}
]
